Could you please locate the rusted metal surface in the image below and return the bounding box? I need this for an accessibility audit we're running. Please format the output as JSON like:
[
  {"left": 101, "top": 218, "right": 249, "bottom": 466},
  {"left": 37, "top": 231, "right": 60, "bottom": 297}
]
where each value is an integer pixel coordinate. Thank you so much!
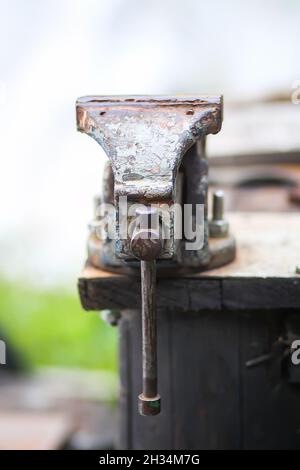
[
  {"left": 130, "top": 229, "right": 162, "bottom": 261},
  {"left": 179, "top": 140, "right": 211, "bottom": 267},
  {"left": 76, "top": 95, "right": 223, "bottom": 261},
  {"left": 85, "top": 162, "right": 237, "bottom": 272},
  {"left": 130, "top": 207, "right": 161, "bottom": 415},
  {"left": 102, "top": 161, "right": 114, "bottom": 204},
  {"left": 138, "top": 260, "right": 160, "bottom": 416},
  {"left": 130, "top": 206, "right": 163, "bottom": 261},
  {"left": 77, "top": 95, "right": 235, "bottom": 274},
  {"left": 76, "top": 95, "right": 222, "bottom": 202}
]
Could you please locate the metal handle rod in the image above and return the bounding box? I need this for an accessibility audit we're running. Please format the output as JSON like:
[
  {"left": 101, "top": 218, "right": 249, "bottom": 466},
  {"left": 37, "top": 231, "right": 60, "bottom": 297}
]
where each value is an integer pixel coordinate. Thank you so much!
[
  {"left": 138, "top": 260, "right": 161, "bottom": 416},
  {"left": 141, "top": 260, "right": 157, "bottom": 396}
]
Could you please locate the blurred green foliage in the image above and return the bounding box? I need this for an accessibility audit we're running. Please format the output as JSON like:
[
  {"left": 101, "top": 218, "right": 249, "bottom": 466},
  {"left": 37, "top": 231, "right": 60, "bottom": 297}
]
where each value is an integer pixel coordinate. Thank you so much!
[{"left": 0, "top": 280, "right": 118, "bottom": 372}]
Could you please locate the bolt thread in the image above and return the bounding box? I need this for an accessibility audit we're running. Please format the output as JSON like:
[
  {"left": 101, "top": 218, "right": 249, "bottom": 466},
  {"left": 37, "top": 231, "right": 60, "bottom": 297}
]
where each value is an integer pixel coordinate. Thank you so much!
[{"left": 213, "top": 190, "right": 224, "bottom": 220}]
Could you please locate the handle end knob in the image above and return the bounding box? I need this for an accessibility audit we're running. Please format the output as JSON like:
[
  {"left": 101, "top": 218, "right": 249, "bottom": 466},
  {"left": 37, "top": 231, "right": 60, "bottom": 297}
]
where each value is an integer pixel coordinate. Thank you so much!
[{"left": 138, "top": 393, "right": 161, "bottom": 416}]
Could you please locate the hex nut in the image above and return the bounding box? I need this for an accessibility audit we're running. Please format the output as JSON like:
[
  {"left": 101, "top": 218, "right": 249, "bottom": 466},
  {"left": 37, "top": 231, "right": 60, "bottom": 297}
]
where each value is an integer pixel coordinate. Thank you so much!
[{"left": 209, "top": 219, "right": 229, "bottom": 238}]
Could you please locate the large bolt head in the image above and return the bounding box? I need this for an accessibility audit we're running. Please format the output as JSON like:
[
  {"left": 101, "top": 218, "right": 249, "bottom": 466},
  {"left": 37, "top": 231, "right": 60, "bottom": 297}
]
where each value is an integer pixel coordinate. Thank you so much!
[{"left": 130, "top": 228, "right": 163, "bottom": 261}]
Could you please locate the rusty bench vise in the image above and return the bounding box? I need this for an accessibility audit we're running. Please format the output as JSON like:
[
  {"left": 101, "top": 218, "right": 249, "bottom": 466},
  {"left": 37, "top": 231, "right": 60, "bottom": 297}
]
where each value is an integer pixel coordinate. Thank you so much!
[{"left": 76, "top": 95, "right": 236, "bottom": 416}]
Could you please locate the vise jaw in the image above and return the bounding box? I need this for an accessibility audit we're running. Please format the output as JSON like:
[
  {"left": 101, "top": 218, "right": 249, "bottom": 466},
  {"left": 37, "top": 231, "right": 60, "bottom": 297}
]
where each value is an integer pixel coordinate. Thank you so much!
[{"left": 76, "top": 95, "right": 233, "bottom": 271}]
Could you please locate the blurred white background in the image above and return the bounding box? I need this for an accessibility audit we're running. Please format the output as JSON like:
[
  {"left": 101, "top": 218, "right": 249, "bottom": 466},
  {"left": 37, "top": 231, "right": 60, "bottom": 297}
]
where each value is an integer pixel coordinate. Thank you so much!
[{"left": 0, "top": 0, "right": 299, "bottom": 286}]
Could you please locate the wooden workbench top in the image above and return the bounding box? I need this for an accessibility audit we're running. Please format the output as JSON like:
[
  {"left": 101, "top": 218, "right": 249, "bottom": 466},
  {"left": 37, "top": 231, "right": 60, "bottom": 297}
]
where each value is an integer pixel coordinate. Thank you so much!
[{"left": 79, "top": 213, "right": 300, "bottom": 312}]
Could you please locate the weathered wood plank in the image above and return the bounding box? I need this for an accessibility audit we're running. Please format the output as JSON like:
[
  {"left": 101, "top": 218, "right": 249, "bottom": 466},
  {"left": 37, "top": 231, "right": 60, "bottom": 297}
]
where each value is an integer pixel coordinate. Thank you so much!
[
  {"left": 120, "top": 309, "right": 173, "bottom": 450},
  {"left": 78, "top": 276, "right": 221, "bottom": 312},
  {"left": 78, "top": 213, "right": 300, "bottom": 312},
  {"left": 240, "top": 311, "right": 300, "bottom": 449},
  {"left": 223, "top": 278, "right": 300, "bottom": 310},
  {"left": 118, "top": 313, "right": 133, "bottom": 450},
  {"left": 118, "top": 310, "right": 241, "bottom": 449},
  {"left": 78, "top": 274, "right": 300, "bottom": 312},
  {"left": 171, "top": 310, "right": 240, "bottom": 450},
  {"left": 119, "top": 308, "right": 300, "bottom": 450}
]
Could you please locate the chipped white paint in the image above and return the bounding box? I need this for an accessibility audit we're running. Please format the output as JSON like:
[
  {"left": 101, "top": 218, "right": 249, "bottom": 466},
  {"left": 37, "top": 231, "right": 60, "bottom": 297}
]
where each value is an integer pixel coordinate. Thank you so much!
[
  {"left": 77, "top": 96, "right": 222, "bottom": 202},
  {"left": 76, "top": 96, "right": 222, "bottom": 258}
]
